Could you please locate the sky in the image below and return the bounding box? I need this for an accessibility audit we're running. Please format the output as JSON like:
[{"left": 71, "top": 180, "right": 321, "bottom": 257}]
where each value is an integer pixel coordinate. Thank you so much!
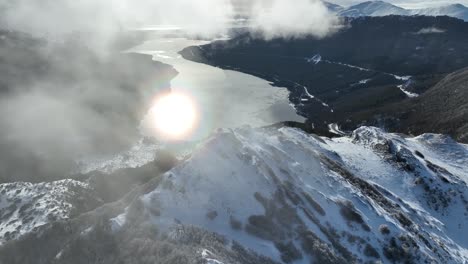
[{"left": 328, "top": 0, "right": 468, "bottom": 9}]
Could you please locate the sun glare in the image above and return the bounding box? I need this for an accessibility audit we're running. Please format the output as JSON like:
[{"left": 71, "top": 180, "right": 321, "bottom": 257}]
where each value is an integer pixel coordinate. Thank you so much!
[{"left": 149, "top": 92, "right": 198, "bottom": 140}]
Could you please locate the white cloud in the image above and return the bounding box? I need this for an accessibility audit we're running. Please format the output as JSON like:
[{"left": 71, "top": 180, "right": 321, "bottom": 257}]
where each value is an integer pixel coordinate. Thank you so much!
[
  {"left": 0, "top": 0, "right": 339, "bottom": 180},
  {"left": 0, "top": 0, "right": 235, "bottom": 40},
  {"left": 0, "top": 0, "right": 338, "bottom": 41},
  {"left": 249, "top": 0, "right": 340, "bottom": 39}
]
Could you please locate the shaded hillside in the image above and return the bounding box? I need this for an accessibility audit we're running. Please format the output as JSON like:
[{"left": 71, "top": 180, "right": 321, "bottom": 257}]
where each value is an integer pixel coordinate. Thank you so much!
[
  {"left": 399, "top": 67, "right": 468, "bottom": 142},
  {"left": 331, "top": 67, "right": 468, "bottom": 143}
]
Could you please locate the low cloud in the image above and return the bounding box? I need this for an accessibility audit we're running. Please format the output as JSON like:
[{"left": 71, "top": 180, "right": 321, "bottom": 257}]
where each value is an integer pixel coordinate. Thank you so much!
[
  {"left": 0, "top": 0, "right": 339, "bottom": 181},
  {"left": 249, "top": 0, "right": 340, "bottom": 39},
  {"left": 0, "top": 0, "right": 338, "bottom": 42},
  {"left": 0, "top": 33, "right": 175, "bottom": 181},
  {"left": 0, "top": 0, "right": 235, "bottom": 45}
]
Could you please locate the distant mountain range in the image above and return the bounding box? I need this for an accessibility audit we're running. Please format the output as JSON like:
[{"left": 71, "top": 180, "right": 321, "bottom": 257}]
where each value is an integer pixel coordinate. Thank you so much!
[{"left": 327, "top": 1, "right": 468, "bottom": 21}]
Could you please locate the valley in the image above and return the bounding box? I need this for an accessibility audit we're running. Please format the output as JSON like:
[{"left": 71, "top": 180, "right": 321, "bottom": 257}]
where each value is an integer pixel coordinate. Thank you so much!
[{"left": 181, "top": 15, "right": 468, "bottom": 142}]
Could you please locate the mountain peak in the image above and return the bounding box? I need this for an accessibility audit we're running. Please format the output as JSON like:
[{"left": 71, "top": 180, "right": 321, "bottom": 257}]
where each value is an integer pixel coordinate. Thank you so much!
[
  {"left": 448, "top": 3, "right": 466, "bottom": 8},
  {"left": 339, "top": 1, "right": 407, "bottom": 17},
  {"left": 323, "top": 1, "right": 344, "bottom": 12}
]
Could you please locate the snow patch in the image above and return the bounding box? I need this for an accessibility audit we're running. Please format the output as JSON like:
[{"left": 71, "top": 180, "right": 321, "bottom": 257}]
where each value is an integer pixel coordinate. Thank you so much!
[
  {"left": 415, "top": 27, "right": 446, "bottom": 34},
  {"left": 397, "top": 79, "right": 418, "bottom": 98},
  {"left": 201, "top": 249, "right": 225, "bottom": 264},
  {"left": 110, "top": 210, "right": 128, "bottom": 232},
  {"left": 305, "top": 54, "right": 322, "bottom": 64}
]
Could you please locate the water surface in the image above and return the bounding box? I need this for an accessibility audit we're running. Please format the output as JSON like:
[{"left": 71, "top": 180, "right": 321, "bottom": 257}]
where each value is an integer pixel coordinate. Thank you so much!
[
  {"left": 130, "top": 38, "right": 304, "bottom": 140},
  {"left": 79, "top": 37, "right": 304, "bottom": 172}
]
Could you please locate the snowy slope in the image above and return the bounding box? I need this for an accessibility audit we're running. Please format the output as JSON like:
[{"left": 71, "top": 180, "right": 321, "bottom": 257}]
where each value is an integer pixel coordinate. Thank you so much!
[
  {"left": 324, "top": 1, "right": 345, "bottom": 13},
  {"left": 136, "top": 126, "right": 468, "bottom": 263},
  {"left": 0, "top": 179, "right": 100, "bottom": 244},
  {"left": 411, "top": 4, "right": 468, "bottom": 21}
]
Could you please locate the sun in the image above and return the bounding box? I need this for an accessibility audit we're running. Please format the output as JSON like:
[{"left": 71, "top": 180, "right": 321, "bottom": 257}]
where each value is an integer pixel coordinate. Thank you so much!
[{"left": 148, "top": 92, "right": 198, "bottom": 140}]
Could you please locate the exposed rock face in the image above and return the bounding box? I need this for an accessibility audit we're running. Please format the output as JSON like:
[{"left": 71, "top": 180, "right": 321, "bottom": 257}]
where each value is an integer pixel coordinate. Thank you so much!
[{"left": 1, "top": 126, "right": 466, "bottom": 263}]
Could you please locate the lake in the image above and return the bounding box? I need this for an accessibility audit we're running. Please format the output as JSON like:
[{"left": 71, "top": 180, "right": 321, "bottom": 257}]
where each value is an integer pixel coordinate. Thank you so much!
[{"left": 129, "top": 37, "right": 304, "bottom": 141}]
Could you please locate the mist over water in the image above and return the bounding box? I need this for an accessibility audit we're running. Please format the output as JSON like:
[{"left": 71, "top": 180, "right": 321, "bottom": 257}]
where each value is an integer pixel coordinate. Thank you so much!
[
  {"left": 132, "top": 37, "right": 305, "bottom": 141},
  {"left": 0, "top": 0, "right": 337, "bottom": 180}
]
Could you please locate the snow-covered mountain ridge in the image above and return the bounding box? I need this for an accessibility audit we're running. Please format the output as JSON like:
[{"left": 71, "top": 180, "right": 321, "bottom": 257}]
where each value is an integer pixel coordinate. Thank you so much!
[
  {"left": 138, "top": 126, "right": 468, "bottom": 263},
  {"left": 0, "top": 126, "right": 467, "bottom": 264},
  {"left": 331, "top": 1, "right": 468, "bottom": 21}
]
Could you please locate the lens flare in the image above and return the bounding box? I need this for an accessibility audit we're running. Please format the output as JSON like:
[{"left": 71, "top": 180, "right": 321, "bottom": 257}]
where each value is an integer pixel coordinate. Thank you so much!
[{"left": 148, "top": 92, "right": 198, "bottom": 140}]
